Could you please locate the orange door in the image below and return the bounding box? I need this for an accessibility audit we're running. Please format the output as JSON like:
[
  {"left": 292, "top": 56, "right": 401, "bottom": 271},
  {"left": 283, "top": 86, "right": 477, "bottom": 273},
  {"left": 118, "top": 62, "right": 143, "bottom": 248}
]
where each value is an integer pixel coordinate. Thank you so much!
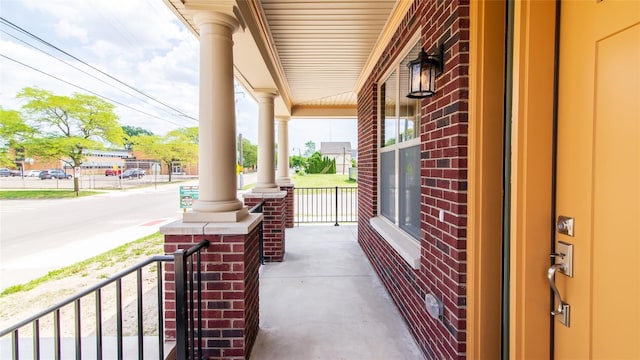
[{"left": 554, "top": 0, "right": 639, "bottom": 358}]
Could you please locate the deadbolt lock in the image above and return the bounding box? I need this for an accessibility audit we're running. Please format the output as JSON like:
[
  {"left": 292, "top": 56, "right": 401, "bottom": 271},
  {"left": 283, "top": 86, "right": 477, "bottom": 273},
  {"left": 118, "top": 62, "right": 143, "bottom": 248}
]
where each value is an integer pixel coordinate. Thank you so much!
[{"left": 557, "top": 216, "right": 574, "bottom": 237}]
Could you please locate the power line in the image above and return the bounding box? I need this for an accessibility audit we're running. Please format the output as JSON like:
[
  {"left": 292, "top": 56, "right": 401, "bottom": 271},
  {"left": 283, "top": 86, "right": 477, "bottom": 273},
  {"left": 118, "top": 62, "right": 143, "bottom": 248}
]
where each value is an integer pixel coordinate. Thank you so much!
[
  {"left": 0, "top": 53, "right": 189, "bottom": 128},
  {"left": 0, "top": 16, "right": 198, "bottom": 122},
  {"left": 0, "top": 16, "right": 197, "bottom": 121},
  {"left": 0, "top": 29, "right": 181, "bottom": 119}
]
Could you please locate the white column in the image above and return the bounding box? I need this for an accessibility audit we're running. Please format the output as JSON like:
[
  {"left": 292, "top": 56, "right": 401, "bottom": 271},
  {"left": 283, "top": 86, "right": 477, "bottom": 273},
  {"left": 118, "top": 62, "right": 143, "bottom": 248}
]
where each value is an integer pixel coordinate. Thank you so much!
[
  {"left": 186, "top": 11, "right": 246, "bottom": 222},
  {"left": 276, "top": 116, "right": 291, "bottom": 184},
  {"left": 253, "top": 90, "right": 279, "bottom": 192}
]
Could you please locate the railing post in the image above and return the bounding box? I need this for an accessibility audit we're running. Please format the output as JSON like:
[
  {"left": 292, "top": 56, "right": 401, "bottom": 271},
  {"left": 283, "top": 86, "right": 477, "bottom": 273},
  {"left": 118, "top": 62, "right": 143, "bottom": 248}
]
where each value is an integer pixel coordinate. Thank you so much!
[
  {"left": 196, "top": 250, "right": 203, "bottom": 360},
  {"left": 11, "top": 330, "right": 17, "bottom": 359},
  {"left": 95, "top": 290, "right": 102, "bottom": 360},
  {"left": 74, "top": 299, "right": 81, "bottom": 359},
  {"left": 33, "top": 320, "right": 40, "bottom": 360},
  {"left": 157, "top": 263, "right": 165, "bottom": 360},
  {"left": 174, "top": 249, "right": 187, "bottom": 360},
  {"left": 116, "top": 279, "right": 123, "bottom": 359},
  {"left": 136, "top": 269, "right": 144, "bottom": 360},
  {"left": 334, "top": 186, "right": 339, "bottom": 226},
  {"left": 255, "top": 203, "right": 264, "bottom": 264},
  {"left": 188, "top": 256, "right": 195, "bottom": 360}
]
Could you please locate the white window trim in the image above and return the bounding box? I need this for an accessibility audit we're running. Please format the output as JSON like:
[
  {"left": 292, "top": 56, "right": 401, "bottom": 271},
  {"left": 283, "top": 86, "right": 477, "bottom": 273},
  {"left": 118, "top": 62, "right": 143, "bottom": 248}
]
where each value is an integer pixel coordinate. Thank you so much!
[
  {"left": 372, "top": 31, "right": 422, "bottom": 270},
  {"left": 370, "top": 217, "right": 420, "bottom": 269}
]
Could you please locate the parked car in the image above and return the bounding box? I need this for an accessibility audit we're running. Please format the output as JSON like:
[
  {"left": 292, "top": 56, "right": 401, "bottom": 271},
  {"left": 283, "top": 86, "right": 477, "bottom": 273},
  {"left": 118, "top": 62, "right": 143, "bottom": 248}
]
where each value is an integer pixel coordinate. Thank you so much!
[
  {"left": 25, "top": 170, "right": 42, "bottom": 177},
  {"left": 105, "top": 168, "right": 122, "bottom": 176},
  {"left": 0, "top": 168, "right": 21, "bottom": 177},
  {"left": 119, "top": 168, "right": 145, "bottom": 179},
  {"left": 39, "top": 169, "right": 72, "bottom": 180}
]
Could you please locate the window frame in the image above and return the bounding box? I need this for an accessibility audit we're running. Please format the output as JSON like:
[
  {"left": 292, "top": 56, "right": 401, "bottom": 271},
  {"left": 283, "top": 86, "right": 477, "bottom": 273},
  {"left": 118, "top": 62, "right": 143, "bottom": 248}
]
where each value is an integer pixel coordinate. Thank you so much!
[{"left": 372, "top": 33, "right": 423, "bottom": 269}]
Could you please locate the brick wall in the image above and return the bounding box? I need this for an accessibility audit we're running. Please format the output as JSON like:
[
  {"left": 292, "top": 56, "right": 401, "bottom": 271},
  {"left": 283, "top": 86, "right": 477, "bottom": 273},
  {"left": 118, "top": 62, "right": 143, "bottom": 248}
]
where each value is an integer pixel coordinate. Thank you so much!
[
  {"left": 163, "top": 225, "right": 261, "bottom": 359},
  {"left": 279, "top": 185, "right": 295, "bottom": 228},
  {"left": 357, "top": 0, "right": 469, "bottom": 358},
  {"left": 244, "top": 194, "right": 287, "bottom": 262}
]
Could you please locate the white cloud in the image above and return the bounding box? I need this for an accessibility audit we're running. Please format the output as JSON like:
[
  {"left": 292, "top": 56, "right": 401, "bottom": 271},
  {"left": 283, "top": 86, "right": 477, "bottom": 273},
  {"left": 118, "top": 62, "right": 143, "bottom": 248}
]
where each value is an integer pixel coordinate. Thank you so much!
[
  {"left": 1, "top": 0, "right": 357, "bottom": 149},
  {"left": 0, "top": 0, "right": 201, "bottom": 136},
  {"left": 55, "top": 20, "right": 88, "bottom": 42},
  {"left": 87, "top": 40, "right": 126, "bottom": 59},
  {"left": 236, "top": 96, "right": 259, "bottom": 145},
  {"left": 0, "top": 40, "right": 80, "bottom": 108},
  {"left": 288, "top": 119, "right": 358, "bottom": 153}
]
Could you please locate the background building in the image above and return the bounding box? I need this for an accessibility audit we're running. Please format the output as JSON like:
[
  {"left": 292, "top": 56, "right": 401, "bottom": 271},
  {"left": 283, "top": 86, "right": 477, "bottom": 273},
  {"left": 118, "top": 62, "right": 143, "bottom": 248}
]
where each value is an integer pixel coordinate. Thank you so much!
[{"left": 320, "top": 142, "right": 352, "bottom": 175}]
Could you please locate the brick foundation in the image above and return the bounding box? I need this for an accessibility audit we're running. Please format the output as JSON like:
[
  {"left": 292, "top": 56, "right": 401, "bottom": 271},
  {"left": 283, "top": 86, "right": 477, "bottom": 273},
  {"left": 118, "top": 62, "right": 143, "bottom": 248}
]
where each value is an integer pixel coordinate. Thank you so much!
[
  {"left": 279, "top": 185, "right": 294, "bottom": 228},
  {"left": 161, "top": 216, "right": 262, "bottom": 359},
  {"left": 243, "top": 191, "right": 287, "bottom": 262}
]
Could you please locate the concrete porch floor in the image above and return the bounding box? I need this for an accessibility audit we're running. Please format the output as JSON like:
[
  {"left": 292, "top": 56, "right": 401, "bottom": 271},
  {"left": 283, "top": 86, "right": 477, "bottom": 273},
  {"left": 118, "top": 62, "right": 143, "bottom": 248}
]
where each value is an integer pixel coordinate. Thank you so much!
[{"left": 250, "top": 225, "right": 423, "bottom": 359}]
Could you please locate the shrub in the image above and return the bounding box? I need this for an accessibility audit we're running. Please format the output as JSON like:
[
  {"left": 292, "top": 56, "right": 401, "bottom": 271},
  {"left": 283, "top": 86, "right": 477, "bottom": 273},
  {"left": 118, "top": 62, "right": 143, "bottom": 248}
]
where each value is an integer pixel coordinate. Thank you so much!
[{"left": 305, "top": 152, "right": 336, "bottom": 174}]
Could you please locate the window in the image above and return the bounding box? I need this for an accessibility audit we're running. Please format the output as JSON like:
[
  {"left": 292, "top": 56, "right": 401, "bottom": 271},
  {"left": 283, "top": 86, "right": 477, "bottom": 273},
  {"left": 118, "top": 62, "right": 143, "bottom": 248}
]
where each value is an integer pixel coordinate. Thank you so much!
[{"left": 378, "top": 42, "right": 422, "bottom": 240}]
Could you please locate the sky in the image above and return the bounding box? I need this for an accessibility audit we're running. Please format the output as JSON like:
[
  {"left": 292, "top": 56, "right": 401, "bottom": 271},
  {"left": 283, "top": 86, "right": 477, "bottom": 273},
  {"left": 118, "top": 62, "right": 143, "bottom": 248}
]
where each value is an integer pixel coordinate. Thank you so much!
[{"left": 0, "top": 0, "right": 357, "bottom": 153}]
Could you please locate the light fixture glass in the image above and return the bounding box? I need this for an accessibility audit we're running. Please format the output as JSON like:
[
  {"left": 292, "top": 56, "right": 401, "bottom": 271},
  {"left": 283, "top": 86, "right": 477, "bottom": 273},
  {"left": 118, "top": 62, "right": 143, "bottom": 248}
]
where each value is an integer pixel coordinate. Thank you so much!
[{"left": 406, "top": 44, "right": 444, "bottom": 98}]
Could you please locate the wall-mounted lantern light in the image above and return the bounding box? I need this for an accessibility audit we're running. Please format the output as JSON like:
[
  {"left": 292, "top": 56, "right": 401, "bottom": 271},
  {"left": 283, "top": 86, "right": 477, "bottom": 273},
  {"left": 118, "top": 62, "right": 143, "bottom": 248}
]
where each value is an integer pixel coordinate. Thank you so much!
[{"left": 406, "top": 44, "right": 444, "bottom": 98}]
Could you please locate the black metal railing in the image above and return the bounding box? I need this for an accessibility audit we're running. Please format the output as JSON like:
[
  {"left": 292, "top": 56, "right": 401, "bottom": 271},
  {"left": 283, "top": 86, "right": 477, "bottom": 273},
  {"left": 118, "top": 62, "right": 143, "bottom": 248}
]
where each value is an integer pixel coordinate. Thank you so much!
[
  {"left": 248, "top": 202, "right": 265, "bottom": 264},
  {"left": 294, "top": 186, "right": 358, "bottom": 225},
  {"left": 172, "top": 239, "right": 209, "bottom": 360},
  {"left": 0, "top": 240, "right": 209, "bottom": 360}
]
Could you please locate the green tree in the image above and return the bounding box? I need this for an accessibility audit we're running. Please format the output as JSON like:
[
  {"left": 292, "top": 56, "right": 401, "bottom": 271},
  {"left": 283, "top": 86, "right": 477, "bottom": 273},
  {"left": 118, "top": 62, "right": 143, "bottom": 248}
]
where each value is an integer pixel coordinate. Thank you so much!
[
  {"left": 167, "top": 127, "right": 199, "bottom": 175},
  {"left": 303, "top": 140, "right": 316, "bottom": 157},
  {"left": 16, "top": 87, "right": 124, "bottom": 193},
  {"left": 131, "top": 127, "right": 198, "bottom": 182},
  {"left": 0, "top": 147, "right": 12, "bottom": 168},
  {"left": 289, "top": 154, "right": 305, "bottom": 170},
  {"left": 0, "top": 107, "right": 35, "bottom": 168},
  {"left": 172, "top": 126, "right": 199, "bottom": 144},
  {"left": 239, "top": 137, "right": 257, "bottom": 169},
  {"left": 122, "top": 125, "right": 154, "bottom": 137},
  {"left": 122, "top": 125, "right": 153, "bottom": 150}
]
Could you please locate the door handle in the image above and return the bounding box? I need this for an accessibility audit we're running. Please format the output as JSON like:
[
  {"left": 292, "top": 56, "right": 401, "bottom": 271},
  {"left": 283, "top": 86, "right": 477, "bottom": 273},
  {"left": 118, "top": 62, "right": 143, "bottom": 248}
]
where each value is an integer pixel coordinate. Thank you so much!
[
  {"left": 548, "top": 263, "right": 567, "bottom": 315},
  {"left": 548, "top": 263, "right": 570, "bottom": 326}
]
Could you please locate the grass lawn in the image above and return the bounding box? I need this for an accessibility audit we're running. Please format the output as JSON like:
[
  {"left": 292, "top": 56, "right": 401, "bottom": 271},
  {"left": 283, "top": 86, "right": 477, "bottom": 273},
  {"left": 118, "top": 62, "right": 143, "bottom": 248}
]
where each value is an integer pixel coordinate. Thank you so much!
[
  {"left": 0, "top": 190, "right": 103, "bottom": 200},
  {"left": 291, "top": 173, "right": 357, "bottom": 188},
  {"left": 0, "top": 232, "right": 164, "bottom": 297}
]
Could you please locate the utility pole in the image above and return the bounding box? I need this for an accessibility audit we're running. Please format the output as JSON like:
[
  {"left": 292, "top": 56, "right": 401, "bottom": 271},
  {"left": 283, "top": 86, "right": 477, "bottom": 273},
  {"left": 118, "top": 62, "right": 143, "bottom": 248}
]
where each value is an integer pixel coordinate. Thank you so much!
[
  {"left": 342, "top": 147, "right": 346, "bottom": 175},
  {"left": 238, "top": 133, "right": 244, "bottom": 189},
  {"left": 235, "top": 87, "right": 245, "bottom": 190}
]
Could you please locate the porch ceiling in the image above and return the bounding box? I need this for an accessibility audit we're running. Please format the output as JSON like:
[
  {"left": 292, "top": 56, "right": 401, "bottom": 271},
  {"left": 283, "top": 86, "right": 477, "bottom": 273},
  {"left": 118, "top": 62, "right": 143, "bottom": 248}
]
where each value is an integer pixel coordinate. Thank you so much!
[{"left": 162, "top": 0, "right": 410, "bottom": 118}]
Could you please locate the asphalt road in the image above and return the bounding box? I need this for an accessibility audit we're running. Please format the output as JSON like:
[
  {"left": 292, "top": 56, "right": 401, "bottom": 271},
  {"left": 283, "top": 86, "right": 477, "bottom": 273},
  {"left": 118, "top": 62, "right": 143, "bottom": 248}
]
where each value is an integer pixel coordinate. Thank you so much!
[
  {"left": 0, "top": 173, "right": 259, "bottom": 291},
  {"left": 0, "top": 181, "right": 191, "bottom": 290}
]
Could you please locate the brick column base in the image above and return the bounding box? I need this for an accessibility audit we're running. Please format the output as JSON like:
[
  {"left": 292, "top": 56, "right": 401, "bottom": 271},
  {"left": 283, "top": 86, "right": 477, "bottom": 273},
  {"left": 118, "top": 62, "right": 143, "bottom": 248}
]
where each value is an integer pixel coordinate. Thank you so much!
[
  {"left": 279, "top": 184, "right": 294, "bottom": 228},
  {"left": 243, "top": 191, "right": 287, "bottom": 262},
  {"left": 160, "top": 215, "right": 262, "bottom": 359}
]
